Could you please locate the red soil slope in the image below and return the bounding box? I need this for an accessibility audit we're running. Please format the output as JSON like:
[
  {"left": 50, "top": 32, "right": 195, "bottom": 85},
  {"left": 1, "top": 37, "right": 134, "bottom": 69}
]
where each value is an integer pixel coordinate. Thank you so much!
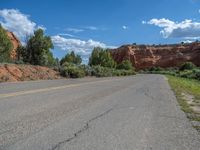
[{"left": 0, "top": 64, "right": 61, "bottom": 82}]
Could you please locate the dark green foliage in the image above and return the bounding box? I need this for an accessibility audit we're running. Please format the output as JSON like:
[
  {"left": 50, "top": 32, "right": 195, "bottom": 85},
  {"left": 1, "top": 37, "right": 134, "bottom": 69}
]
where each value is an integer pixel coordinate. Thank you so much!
[
  {"left": 24, "top": 29, "right": 55, "bottom": 66},
  {"left": 0, "top": 25, "right": 13, "bottom": 62},
  {"left": 149, "top": 66, "right": 164, "bottom": 72},
  {"left": 89, "top": 47, "right": 116, "bottom": 68},
  {"left": 179, "top": 62, "right": 196, "bottom": 71},
  {"left": 117, "top": 60, "right": 134, "bottom": 70},
  {"left": 16, "top": 46, "right": 26, "bottom": 62},
  {"left": 60, "top": 51, "right": 82, "bottom": 65}
]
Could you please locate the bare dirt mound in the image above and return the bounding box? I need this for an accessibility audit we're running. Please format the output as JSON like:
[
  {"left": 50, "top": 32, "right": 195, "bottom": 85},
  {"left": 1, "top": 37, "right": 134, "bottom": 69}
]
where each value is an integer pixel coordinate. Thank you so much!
[{"left": 0, "top": 64, "right": 62, "bottom": 82}]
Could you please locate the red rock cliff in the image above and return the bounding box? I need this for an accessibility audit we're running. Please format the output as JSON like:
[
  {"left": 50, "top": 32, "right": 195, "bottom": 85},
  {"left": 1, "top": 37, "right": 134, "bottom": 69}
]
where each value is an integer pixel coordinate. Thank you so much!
[
  {"left": 6, "top": 31, "right": 21, "bottom": 60},
  {"left": 110, "top": 43, "right": 200, "bottom": 70}
]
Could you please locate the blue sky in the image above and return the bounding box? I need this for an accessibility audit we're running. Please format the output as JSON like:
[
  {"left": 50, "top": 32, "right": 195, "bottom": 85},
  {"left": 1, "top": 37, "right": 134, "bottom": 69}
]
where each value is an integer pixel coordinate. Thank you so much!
[{"left": 1, "top": 0, "right": 200, "bottom": 63}]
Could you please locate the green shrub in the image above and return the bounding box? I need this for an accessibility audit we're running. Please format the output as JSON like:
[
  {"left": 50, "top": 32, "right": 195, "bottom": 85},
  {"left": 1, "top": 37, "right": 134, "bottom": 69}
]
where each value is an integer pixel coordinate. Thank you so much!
[
  {"left": 179, "top": 62, "right": 196, "bottom": 71},
  {"left": 91, "top": 65, "right": 135, "bottom": 77},
  {"left": 79, "top": 65, "right": 93, "bottom": 76},
  {"left": 0, "top": 25, "right": 13, "bottom": 62},
  {"left": 149, "top": 67, "right": 164, "bottom": 72},
  {"left": 60, "top": 51, "right": 82, "bottom": 65},
  {"left": 60, "top": 62, "right": 85, "bottom": 78},
  {"left": 89, "top": 47, "right": 116, "bottom": 68},
  {"left": 91, "top": 66, "right": 113, "bottom": 77},
  {"left": 117, "top": 60, "right": 134, "bottom": 70}
]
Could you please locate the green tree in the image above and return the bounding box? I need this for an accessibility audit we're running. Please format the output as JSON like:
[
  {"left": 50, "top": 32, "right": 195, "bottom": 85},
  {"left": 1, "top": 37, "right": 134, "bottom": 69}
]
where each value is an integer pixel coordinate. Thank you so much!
[
  {"left": 89, "top": 47, "right": 116, "bottom": 68},
  {"left": 117, "top": 60, "right": 134, "bottom": 70},
  {"left": 0, "top": 24, "right": 13, "bottom": 62},
  {"left": 179, "top": 62, "right": 196, "bottom": 71},
  {"left": 60, "top": 51, "right": 82, "bottom": 65},
  {"left": 16, "top": 46, "right": 26, "bottom": 62},
  {"left": 25, "top": 29, "right": 54, "bottom": 66}
]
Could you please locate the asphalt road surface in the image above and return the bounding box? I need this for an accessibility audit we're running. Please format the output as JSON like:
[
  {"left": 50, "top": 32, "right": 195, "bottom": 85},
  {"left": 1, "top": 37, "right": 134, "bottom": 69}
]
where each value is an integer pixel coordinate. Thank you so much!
[{"left": 0, "top": 75, "right": 200, "bottom": 150}]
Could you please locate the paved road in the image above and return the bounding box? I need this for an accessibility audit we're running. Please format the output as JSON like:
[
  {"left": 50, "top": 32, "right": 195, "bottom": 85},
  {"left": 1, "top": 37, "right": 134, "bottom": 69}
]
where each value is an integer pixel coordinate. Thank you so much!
[{"left": 0, "top": 75, "right": 200, "bottom": 150}]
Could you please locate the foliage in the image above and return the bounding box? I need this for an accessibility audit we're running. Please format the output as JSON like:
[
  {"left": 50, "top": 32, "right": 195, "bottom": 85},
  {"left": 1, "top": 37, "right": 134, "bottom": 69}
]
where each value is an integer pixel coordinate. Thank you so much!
[
  {"left": 179, "top": 62, "right": 196, "bottom": 71},
  {"left": 167, "top": 75, "right": 200, "bottom": 128},
  {"left": 16, "top": 46, "right": 26, "bottom": 63},
  {"left": 23, "top": 29, "right": 55, "bottom": 66},
  {"left": 142, "top": 64, "right": 200, "bottom": 81},
  {"left": 60, "top": 51, "right": 82, "bottom": 65},
  {"left": 79, "top": 64, "right": 93, "bottom": 76},
  {"left": 89, "top": 47, "right": 116, "bottom": 68},
  {"left": 117, "top": 60, "right": 134, "bottom": 70},
  {"left": 91, "top": 65, "right": 135, "bottom": 77},
  {"left": 0, "top": 24, "right": 13, "bottom": 62},
  {"left": 60, "top": 62, "right": 85, "bottom": 78}
]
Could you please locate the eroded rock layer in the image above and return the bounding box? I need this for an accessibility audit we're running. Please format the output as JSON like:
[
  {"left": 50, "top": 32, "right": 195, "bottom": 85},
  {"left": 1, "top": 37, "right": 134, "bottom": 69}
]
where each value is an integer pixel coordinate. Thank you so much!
[
  {"left": 6, "top": 31, "right": 21, "bottom": 60},
  {"left": 110, "top": 43, "right": 200, "bottom": 70}
]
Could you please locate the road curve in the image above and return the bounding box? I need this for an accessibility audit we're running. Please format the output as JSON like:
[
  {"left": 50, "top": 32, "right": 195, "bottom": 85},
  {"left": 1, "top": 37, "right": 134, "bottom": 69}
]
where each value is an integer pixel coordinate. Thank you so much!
[{"left": 0, "top": 75, "right": 199, "bottom": 150}]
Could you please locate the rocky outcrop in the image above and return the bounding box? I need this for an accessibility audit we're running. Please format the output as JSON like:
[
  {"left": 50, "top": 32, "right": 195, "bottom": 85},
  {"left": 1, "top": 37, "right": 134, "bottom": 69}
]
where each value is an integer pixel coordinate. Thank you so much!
[
  {"left": 0, "top": 64, "right": 62, "bottom": 82},
  {"left": 6, "top": 31, "right": 21, "bottom": 60},
  {"left": 110, "top": 43, "right": 200, "bottom": 70}
]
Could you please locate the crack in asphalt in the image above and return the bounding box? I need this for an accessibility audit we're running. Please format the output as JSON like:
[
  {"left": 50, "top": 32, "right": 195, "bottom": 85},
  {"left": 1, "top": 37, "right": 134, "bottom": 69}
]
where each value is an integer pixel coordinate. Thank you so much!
[{"left": 51, "top": 108, "right": 113, "bottom": 150}]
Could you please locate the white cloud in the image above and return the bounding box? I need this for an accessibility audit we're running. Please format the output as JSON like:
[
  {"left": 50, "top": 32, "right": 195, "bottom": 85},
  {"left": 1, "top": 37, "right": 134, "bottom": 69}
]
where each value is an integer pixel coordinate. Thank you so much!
[
  {"left": 38, "top": 25, "right": 46, "bottom": 31},
  {"left": 51, "top": 35, "right": 116, "bottom": 63},
  {"left": 65, "top": 28, "right": 84, "bottom": 33},
  {"left": 142, "top": 21, "right": 146, "bottom": 24},
  {"left": 182, "top": 40, "right": 194, "bottom": 43},
  {"left": 145, "top": 18, "right": 200, "bottom": 39},
  {"left": 122, "top": 25, "right": 128, "bottom": 30},
  {"left": 58, "top": 33, "right": 76, "bottom": 38},
  {"left": 0, "top": 9, "right": 43, "bottom": 41},
  {"left": 85, "top": 26, "right": 98, "bottom": 30}
]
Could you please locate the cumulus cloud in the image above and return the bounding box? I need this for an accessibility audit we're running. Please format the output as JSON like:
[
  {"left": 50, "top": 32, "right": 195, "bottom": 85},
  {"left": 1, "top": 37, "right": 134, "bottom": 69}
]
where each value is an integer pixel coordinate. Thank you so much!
[
  {"left": 144, "top": 18, "right": 200, "bottom": 39},
  {"left": 0, "top": 9, "right": 43, "bottom": 41},
  {"left": 51, "top": 35, "right": 116, "bottom": 63}
]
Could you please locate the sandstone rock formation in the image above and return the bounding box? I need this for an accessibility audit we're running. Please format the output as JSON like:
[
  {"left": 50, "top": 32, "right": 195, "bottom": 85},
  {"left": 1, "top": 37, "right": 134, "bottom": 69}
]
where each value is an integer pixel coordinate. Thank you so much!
[
  {"left": 110, "top": 43, "right": 200, "bottom": 70},
  {"left": 0, "top": 64, "right": 61, "bottom": 82},
  {"left": 6, "top": 31, "right": 21, "bottom": 60}
]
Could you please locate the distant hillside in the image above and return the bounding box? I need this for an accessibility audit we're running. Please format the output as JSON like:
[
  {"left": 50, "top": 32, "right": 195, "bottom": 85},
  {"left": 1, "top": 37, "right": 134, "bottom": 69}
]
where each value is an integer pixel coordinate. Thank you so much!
[
  {"left": 0, "top": 64, "right": 61, "bottom": 82},
  {"left": 110, "top": 42, "right": 200, "bottom": 70}
]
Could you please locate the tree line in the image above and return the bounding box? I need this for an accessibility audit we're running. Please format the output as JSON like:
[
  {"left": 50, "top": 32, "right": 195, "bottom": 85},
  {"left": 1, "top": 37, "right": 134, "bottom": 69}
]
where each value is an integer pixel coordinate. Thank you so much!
[{"left": 0, "top": 25, "right": 135, "bottom": 78}]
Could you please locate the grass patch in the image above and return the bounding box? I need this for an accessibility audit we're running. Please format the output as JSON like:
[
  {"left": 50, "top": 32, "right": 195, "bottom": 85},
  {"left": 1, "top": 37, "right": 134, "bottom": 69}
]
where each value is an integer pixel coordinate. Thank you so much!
[
  {"left": 193, "top": 126, "right": 200, "bottom": 132},
  {"left": 167, "top": 75, "right": 200, "bottom": 127}
]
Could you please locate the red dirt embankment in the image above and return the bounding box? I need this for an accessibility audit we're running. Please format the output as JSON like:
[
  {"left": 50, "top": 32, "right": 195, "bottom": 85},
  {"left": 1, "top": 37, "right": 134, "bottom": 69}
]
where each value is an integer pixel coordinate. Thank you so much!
[{"left": 0, "top": 64, "right": 61, "bottom": 82}]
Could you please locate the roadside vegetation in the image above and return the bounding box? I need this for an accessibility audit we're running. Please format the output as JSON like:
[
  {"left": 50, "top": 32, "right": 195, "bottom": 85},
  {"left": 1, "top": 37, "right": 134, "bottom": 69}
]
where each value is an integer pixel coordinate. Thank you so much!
[
  {"left": 140, "top": 62, "right": 200, "bottom": 131},
  {"left": 0, "top": 26, "right": 136, "bottom": 79},
  {"left": 0, "top": 25, "right": 13, "bottom": 62},
  {"left": 168, "top": 76, "right": 200, "bottom": 131},
  {"left": 59, "top": 47, "right": 135, "bottom": 78},
  {"left": 140, "top": 62, "right": 200, "bottom": 81}
]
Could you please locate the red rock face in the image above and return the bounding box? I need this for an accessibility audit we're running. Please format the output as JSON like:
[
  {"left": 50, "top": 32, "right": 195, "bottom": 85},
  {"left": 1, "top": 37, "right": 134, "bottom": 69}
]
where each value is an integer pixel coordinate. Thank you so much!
[
  {"left": 6, "top": 31, "right": 21, "bottom": 60},
  {"left": 110, "top": 43, "right": 200, "bottom": 70}
]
